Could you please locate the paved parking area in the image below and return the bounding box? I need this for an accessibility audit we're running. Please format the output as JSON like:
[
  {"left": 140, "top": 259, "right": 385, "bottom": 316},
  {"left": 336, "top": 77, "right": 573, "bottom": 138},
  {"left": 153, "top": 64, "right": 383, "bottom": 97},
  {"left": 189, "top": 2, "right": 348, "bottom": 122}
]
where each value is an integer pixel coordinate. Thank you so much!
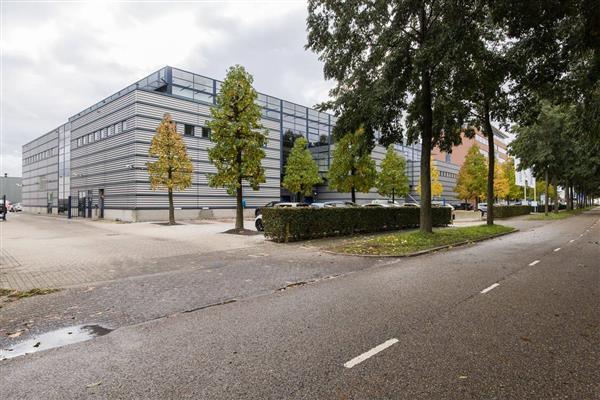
[{"left": 0, "top": 213, "right": 265, "bottom": 289}]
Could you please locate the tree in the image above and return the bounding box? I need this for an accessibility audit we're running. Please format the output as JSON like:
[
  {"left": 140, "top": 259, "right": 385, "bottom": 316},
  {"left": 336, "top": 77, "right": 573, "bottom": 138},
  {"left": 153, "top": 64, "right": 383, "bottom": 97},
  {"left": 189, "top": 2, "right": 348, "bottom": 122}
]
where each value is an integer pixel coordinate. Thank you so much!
[
  {"left": 493, "top": 163, "right": 509, "bottom": 201},
  {"left": 510, "top": 101, "right": 573, "bottom": 214},
  {"left": 417, "top": 156, "right": 443, "bottom": 199},
  {"left": 207, "top": 65, "right": 268, "bottom": 231},
  {"left": 306, "top": 1, "right": 477, "bottom": 233},
  {"left": 328, "top": 127, "right": 376, "bottom": 203},
  {"left": 501, "top": 158, "right": 521, "bottom": 202},
  {"left": 147, "top": 113, "right": 193, "bottom": 225},
  {"left": 282, "top": 137, "right": 322, "bottom": 201},
  {"left": 375, "top": 145, "right": 409, "bottom": 202},
  {"left": 454, "top": 145, "right": 487, "bottom": 204}
]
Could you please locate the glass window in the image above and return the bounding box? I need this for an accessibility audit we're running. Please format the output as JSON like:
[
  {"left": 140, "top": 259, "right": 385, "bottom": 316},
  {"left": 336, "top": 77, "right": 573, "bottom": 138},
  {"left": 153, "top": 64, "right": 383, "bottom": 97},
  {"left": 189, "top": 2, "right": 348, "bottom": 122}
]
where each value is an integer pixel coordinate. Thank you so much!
[
  {"left": 115, "top": 122, "right": 122, "bottom": 134},
  {"left": 102, "top": 128, "right": 108, "bottom": 138},
  {"left": 95, "top": 131, "right": 100, "bottom": 141},
  {"left": 88, "top": 134, "right": 93, "bottom": 143},
  {"left": 184, "top": 124, "right": 195, "bottom": 136},
  {"left": 108, "top": 126, "right": 114, "bottom": 136},
  {"left": 201, "top": 127, "right": 211, "bottom": 138}
]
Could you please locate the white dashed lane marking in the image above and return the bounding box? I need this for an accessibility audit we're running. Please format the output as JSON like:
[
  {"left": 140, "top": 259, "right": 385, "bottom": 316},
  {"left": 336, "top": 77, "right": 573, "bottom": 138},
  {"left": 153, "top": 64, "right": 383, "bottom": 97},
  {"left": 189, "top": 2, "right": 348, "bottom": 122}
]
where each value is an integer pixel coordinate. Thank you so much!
[
  {"left": 529, "top": 260, "right": 540, "bottom": 266},
  {"left": 480, "top": 283, "right": 500, "bottom": 294},
  {"left": 554, "top": 247, "right": 561, "bottom": 252},
  {"left": 344, "top": 338, "right": 399, "bottom": 368}
]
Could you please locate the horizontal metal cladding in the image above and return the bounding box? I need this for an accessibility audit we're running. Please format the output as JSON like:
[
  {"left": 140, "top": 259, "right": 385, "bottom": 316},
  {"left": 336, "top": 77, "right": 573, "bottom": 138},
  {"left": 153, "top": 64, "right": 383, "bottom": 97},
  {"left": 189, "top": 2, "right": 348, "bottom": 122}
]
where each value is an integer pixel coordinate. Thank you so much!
[
  {"left": 23, "top": 128, "right": 59, "bottom": 152},
  {"left": 134, "top": 177, "right": 281, "bottom": 194},
  {"left": 71, "top": 131, "right": 135, "bottom": 160},
  {"left": 134, "top": 191, "right": 281, "bottom": 209},
  {"left": 70, "top": 91, "right": 137, "bottom": 131},
  {"left": 135, "top": 113, "right": 281, "bottom": 145},
  {"left": 70, "top": 169, "right": 137, "bottom": 187},
  {"left": 22, "top": 160, "right": 59, "bottom": 176},
  {"left": 71, "top": 140, "right": 136, "bottom": 169},
  {"left": 71, "top": 104, "right": 136, "bottom": 139}
]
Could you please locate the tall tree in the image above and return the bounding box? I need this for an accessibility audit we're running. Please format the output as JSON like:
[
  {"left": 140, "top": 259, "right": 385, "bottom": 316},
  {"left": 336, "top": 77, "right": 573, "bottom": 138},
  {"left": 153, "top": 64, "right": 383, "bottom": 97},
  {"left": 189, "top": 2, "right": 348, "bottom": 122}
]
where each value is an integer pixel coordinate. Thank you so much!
[
  {"left": 510, "top": 101, "right": 573, "bottom": 214},
  {"left": 282, "top": 137, "right": 322, "bottom": 201},
  {"left": 306, "top": 1, "right": 475, "bottom": 232},
  {"left": 375, "top": 145, "right": 409, "bottom": 202},
  {"left": 454, "top": 145, "right": 487, "bottom": 204},
  {"left": 208, "top": 65, "right": 268, "bottom": 231},
  {"left": 328, "top": 127, "right": 376, "bottom": 203},
  {"left": 147, "top": 113, "right": 193, "bottom": 225},
  {"left": 451, "top": 0, "right": 516, "bottom": 225}
]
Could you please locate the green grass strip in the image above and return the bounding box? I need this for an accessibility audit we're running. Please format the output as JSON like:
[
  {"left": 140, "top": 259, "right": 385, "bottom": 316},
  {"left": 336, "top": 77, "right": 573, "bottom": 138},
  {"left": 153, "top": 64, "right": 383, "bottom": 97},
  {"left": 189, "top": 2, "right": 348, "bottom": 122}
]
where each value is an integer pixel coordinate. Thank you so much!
[
  {"left": 330, "top": 224, "right": 515, "bottom": 256},
  {"left": 528, "top": 207, "right": 591, "bottom": 220}
]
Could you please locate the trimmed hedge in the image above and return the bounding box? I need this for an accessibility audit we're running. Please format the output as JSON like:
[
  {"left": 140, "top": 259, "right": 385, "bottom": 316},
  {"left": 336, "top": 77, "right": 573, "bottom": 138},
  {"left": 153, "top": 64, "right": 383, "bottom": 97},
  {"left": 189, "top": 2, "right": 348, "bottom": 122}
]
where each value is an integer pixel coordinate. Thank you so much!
[
  {"left": 263, "top": 207, "right": 452, "bottom": 242},
  {"left": 493, "top": 205, "right": 531, "bottom": 218}
]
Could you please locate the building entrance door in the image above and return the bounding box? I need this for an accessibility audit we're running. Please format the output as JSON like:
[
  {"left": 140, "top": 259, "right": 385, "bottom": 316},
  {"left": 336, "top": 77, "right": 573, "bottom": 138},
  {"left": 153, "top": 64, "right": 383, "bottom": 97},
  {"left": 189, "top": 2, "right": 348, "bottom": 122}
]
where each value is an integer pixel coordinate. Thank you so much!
[
  {"left": 98, "top": 189, "right": 105, "bottom": 219},
  {"left": 78, "top": 191, "right": 86, "bottom": 217}
]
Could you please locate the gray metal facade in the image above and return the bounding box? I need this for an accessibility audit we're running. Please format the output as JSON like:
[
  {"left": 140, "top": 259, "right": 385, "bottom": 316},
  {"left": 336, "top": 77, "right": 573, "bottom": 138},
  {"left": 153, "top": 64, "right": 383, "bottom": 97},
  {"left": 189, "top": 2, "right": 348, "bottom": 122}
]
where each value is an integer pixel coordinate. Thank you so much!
[{"left": 22, "top": 66, "right": 461, "bottom": 221}]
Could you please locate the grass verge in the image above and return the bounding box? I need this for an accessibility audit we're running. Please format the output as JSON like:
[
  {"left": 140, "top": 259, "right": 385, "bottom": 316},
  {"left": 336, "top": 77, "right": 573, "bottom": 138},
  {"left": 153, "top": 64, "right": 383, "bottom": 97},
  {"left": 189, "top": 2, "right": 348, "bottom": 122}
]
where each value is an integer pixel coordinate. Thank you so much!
[
  {"left": 329, "top": 224, "right": 515, "bottom": 256},
  {"left": 528, "top": 207, "right": 591, "bottom": 220},
  {"left": 0, "top": 287, "right": 61, "bottom": 300}
]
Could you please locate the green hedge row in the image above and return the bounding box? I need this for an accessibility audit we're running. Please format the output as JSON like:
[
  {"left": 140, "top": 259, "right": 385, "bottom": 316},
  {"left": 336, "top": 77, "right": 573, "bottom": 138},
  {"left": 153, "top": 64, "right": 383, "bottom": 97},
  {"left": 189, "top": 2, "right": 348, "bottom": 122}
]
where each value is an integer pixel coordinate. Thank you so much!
[
  {"left": 263, "top": 207, "right": 453, "bottom": 242},
  {"left": 493, "top": 205, "right": 531, "bottom": 218}
]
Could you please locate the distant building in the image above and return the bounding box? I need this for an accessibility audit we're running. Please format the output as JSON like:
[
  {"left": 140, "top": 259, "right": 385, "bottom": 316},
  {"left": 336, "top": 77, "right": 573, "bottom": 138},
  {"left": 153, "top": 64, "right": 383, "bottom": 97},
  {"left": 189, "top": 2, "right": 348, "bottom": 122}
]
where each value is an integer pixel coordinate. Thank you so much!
[
  {"left": 430, "top": 127, "right": 509, "bottom": 203},
  {"left": 0, "top": 174, "right": 22, "bottom": 203}
]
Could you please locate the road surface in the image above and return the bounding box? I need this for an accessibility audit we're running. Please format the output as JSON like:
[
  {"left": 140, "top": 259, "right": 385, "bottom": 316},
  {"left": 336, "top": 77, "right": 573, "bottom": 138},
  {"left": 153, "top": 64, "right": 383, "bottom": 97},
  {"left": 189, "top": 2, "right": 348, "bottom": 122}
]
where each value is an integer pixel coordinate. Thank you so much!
[{"left": 1, "top": 210, "right": 598, "bottom": 399}]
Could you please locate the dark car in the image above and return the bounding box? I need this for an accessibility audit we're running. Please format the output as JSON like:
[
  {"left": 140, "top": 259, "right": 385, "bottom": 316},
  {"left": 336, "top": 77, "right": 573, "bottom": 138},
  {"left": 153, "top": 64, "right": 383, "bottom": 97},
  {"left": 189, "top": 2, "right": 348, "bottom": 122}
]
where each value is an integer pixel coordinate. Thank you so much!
[{"left": 255, "top": 201, "right": 280, "bottom": 217}]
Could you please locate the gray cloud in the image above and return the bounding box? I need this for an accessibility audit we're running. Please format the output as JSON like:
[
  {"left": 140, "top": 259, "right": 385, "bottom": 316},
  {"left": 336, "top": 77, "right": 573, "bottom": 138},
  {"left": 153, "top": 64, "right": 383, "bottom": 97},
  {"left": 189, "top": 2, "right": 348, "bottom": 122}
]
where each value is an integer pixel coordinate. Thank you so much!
[{"left": 1, "top": 1, "right": 332, "bottom": 177}]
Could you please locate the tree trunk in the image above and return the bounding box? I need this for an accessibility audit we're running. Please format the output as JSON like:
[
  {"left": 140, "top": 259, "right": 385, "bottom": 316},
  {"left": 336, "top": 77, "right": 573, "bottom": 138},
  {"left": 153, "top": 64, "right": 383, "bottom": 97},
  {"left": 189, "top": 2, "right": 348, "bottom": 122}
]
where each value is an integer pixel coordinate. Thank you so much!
[
  {"left": 419, "top": 69, "right": 433, "bottom": 233},
  {"left": 392, "top": 187, "right": 395, "bottom": 203},
  {"left": 235, "top": 181, "right": 244, "bottom": 230},
  {"left": 350, "top": 167, "right": 356, "bottom": 203},
  {"left": 168, "top": 187, "right": 175, "bottom": 225},
  {"left": 544, "top": 169, "right": 549, "bottom": 216},
  {"left": 235, "top": 149, "right": 244, "bottom": 231},
  {"left": 483, "top": 100, "right": 494, "bottom": 226},
  {"left": 552, "top": 176, "right": 559, "bottom": 213}
]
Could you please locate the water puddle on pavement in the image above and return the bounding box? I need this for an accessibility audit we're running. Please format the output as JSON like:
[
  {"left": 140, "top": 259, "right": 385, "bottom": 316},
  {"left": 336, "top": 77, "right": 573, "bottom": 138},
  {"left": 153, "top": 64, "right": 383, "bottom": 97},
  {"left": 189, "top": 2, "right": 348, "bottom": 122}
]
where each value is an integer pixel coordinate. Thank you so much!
[{"left": 0, "top": 324, "right": 112, "bottom": 361}]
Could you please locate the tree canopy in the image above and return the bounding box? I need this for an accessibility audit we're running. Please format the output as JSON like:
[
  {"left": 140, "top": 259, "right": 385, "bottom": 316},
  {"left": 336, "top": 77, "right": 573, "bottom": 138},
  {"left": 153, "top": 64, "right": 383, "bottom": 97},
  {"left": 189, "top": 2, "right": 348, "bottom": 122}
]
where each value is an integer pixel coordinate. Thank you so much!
[
  {"left": 282, "top": 137, "right": 322, "bottom": 201},
  {"left": 375, "top": 145, "right": 409, "bottom": 202},
  {"left": 306, "top": 0, "right": 478, "bottom": 232},
  {"left": 454, "top": 145, "right": 487, "bottom": 202},
  {"left": 328, "top": 127, "right": 376, "bottom": 203},
  {"left": 147, "top": 113, "right": 193, "bottom": 225},
  {"left": 207, "top": 65, "right": 268, "bottom": 231}
]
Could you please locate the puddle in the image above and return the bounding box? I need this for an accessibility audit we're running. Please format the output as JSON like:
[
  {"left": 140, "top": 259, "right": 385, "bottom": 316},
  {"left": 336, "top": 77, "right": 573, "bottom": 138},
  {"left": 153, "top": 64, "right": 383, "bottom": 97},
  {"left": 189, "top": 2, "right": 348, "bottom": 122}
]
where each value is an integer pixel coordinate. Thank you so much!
[{"left": 0, "top": 324, "right": 112, "bottom": 361}]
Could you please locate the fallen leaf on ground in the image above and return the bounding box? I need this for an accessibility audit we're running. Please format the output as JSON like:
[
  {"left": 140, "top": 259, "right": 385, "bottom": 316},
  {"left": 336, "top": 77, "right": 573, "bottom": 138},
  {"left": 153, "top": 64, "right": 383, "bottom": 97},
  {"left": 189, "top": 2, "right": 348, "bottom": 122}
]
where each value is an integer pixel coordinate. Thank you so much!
[
  {"left": 86, "top": 381, "right": 102, "bottom": 388},
  {"left": 7, "top": 331, "right": 23, "bottom": 338}
]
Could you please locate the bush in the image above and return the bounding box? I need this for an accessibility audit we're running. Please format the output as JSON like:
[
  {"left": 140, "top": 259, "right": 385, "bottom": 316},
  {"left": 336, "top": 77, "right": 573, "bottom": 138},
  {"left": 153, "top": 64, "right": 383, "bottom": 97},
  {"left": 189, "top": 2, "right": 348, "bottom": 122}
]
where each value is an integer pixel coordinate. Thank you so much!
[
  {"left": 493, "top": 205, "right": 531, "bottom": 218},
  {"left": 263, "top": 207, "right": 452, "bottom": 242}
]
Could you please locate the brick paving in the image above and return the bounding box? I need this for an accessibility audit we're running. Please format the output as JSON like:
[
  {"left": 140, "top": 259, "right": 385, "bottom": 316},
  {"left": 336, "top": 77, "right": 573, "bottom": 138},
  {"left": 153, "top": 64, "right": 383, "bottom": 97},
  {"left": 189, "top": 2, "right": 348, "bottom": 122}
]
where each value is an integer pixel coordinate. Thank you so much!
[{"left": 0, "top": 213, "right": 266, "bottom": 290}]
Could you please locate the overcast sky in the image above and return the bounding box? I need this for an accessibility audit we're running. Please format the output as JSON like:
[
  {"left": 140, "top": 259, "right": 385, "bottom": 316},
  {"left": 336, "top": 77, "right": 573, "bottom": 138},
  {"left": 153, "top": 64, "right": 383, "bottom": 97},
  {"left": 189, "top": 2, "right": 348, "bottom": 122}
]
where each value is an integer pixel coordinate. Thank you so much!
[{"left": 0, "top": 0, "right": 332, "bottom": 177}]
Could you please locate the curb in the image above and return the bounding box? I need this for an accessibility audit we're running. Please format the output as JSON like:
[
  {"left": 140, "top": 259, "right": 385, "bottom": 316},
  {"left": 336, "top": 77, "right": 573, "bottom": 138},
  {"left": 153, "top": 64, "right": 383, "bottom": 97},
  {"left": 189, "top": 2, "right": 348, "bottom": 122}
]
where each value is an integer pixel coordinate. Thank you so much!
[{"left": 323, "top": 228, "right": 519, "bottom": 258}]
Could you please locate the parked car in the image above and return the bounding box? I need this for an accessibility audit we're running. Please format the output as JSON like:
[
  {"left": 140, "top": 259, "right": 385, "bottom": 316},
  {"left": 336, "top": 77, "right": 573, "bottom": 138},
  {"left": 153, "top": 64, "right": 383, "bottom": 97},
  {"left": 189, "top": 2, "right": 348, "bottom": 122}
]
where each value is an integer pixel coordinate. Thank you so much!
[
  {"left": 254, "top": 202, "right": 309, "bottom": 232},
  {"left": 9, "top": 202, "right": 22, "bottom": 212},
  {"left": 370, "top": 199, "right": 402, "bottom": 207},
  {"left": 477, "top": 202, "right": 488, "bottom": 216},
  {"left": 255, "top": 201, "right": 280, "bottom": 217},
  {"left": 454, "top": 202, "right": 473, "bottom": 211},
  {"left": 401, "top": 202, "right": 420, "bottom": 208},
  {"left": 432, "top": 201, "right": 454, "bottom": 210},
  {"left": 362, "top": 203, "right": 384, "bottom": 208}
]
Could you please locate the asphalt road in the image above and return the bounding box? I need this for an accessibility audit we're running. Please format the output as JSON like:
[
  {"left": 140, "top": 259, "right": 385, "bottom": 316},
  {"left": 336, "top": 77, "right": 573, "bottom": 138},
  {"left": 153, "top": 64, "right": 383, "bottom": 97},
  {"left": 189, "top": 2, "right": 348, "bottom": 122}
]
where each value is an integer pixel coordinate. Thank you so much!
[{"left": 1, "top": 210, "right": 598, "bottom": 399}]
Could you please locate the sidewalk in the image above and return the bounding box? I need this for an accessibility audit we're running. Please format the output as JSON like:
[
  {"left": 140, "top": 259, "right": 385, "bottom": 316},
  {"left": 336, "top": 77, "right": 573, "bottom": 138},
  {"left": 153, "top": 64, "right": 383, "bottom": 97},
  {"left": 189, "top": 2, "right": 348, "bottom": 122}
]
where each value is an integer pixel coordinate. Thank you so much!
[{"left": 0, "top": 213, "right": 265, "bottom": 290}]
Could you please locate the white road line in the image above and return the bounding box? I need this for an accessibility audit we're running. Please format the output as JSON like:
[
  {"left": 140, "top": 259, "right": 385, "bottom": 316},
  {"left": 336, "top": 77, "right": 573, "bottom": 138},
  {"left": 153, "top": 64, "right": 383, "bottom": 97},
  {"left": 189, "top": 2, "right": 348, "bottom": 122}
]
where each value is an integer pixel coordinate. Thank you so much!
[
  {"left": 343, "top": 338, "right": 399, "bottom": 368},
  {"left": 569, "top": 239, "right": 575, "bottom": 243},
  {"left": 529, "top": 260, "right": 540, "bottom": 266},
  {"left": 480, "top": 283, "right": 500, "bottom": 294},
  {"left": 554, "top": 247, "right": 561, "bottom": 252}
]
